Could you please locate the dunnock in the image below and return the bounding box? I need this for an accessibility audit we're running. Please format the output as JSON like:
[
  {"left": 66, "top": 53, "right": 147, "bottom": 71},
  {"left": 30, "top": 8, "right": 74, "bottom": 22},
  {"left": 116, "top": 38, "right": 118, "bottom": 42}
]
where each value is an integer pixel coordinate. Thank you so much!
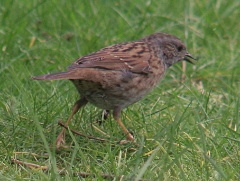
[{"left": 32, "top": 32, "right": 196, "bottom": 149}]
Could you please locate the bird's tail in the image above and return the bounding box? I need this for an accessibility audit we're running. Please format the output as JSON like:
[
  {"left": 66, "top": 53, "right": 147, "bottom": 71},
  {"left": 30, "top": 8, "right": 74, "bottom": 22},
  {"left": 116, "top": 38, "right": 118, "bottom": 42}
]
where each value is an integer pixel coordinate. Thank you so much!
[{"left": 32, "top": 71, "right": 75, "bottom": 80}]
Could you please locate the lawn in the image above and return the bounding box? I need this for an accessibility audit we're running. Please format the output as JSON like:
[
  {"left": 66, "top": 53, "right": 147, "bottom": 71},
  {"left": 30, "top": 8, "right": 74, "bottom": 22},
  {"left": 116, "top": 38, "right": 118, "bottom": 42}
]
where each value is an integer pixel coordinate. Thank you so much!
[{"left": 0, "top": 0, "right": 240, "bottom": 180}]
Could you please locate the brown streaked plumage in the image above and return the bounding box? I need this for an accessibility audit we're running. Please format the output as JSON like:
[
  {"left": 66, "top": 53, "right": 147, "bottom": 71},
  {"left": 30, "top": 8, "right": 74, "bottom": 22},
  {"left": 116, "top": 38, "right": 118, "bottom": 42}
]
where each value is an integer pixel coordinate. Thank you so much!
[{"left": 32, "top": 32, "right": 196, "bottom": 149}]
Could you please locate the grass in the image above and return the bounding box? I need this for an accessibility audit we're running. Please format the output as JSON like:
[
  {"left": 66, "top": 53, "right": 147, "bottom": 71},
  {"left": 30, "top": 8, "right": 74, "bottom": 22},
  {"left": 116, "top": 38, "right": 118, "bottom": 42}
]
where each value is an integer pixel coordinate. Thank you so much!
[{"left": 1, "top": 0, "right": 240, "bottom": 180}]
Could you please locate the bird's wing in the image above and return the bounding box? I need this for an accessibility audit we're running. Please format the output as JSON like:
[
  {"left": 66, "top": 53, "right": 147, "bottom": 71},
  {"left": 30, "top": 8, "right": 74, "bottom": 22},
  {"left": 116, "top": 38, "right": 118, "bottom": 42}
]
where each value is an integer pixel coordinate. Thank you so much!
[
  {"left": 68, "top": 41, "right": 152, "bottom": 74},
  {"left": 32, "top": 41, "right": 152, "bottom": 81}
]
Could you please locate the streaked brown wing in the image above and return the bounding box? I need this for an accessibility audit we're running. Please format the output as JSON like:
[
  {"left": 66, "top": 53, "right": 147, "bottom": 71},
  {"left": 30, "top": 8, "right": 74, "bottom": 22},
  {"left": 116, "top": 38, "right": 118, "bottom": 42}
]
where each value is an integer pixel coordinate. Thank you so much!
[{"left": 68, "top": 41, "right": 152, "bottom": 74}]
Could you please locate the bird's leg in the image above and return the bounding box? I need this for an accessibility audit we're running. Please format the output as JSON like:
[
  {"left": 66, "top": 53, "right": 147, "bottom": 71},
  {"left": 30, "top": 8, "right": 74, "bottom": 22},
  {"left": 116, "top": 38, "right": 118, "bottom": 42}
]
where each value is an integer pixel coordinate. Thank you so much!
[
  {"left": 56, "top": 97, "right": 88, "bottom": 150},
  {"left": 103, "top": 110, "right": 110, "bottom": 120},
  {"left": 113, "top": 108, "right": 134, "bottom": 142},
  {"left": 97, "top": 110, "right": 110, "bottom": 125}
]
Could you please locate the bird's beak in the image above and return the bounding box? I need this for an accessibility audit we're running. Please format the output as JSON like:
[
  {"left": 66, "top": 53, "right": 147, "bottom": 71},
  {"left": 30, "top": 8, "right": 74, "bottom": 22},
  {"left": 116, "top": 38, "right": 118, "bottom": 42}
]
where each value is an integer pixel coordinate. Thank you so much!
[{"left": 184, "top": 52, "right": 197, "bottom": 64}]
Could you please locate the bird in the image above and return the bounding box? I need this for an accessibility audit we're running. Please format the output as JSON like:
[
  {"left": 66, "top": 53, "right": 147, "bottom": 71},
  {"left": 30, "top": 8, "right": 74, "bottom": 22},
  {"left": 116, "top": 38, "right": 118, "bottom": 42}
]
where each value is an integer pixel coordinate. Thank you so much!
[{"left": 32, "top": 32, "right": 196, "bottom": 149}]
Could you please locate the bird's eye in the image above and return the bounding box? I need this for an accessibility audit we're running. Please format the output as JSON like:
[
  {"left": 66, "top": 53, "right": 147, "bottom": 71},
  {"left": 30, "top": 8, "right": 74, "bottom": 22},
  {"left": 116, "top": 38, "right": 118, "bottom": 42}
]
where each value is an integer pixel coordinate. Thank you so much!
[{"left": 177, "top": 46, "right": 183, "bottom": 52}]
